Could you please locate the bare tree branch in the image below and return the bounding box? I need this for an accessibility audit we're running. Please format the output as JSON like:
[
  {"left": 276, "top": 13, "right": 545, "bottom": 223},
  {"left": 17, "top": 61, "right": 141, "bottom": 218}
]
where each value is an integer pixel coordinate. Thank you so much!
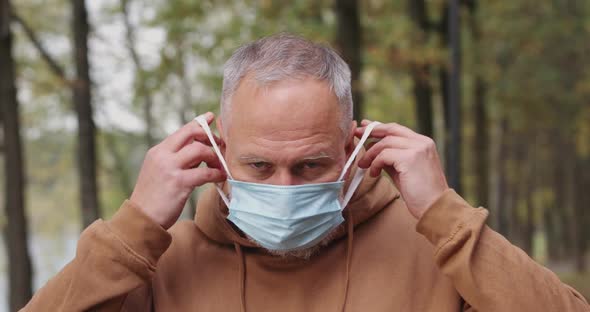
[
  {"left": 121, "top": 0, "right": 155, "bottom": 147},
  {"left": 11, "top": 12, "right": 71, "bottom": 84},
  {"left": 121, "top": 0, "right": 141, "bottom": 70}
]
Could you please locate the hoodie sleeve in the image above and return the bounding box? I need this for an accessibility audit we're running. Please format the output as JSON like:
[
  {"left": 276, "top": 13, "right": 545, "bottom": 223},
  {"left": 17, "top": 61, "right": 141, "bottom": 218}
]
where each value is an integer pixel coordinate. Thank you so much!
[
  {"left": 21, "top": 200, "right": 172, "bottom": 312},
  {"left": 416, "top": 189, "right": 590, "bottom": 312}
]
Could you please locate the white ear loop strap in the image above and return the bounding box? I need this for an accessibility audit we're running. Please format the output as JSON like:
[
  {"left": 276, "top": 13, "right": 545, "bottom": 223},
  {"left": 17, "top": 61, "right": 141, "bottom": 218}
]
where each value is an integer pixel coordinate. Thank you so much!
[
  {"left": 194, "top": 116, "right": 233, "bottom": 180},
  {"left": 194, "top": 115, "right": 232, "bottom": 206},
  {"left": 337, "top": 121, "right": 381, "bottom": 181},
  {"left": 339, "top": 121, "right": 381, "bottom": 208}
]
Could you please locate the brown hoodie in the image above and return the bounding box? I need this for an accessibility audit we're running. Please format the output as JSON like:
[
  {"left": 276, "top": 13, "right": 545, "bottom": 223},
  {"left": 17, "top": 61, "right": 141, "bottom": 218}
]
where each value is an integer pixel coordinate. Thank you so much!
[{"left": 22, "top": 171, "right": 589, "bottom": 311}]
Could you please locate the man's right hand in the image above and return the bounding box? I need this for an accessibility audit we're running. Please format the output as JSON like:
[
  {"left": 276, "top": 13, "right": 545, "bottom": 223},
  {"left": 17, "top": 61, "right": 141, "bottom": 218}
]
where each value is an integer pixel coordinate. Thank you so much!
[{"left": 130, "top": 112, "right": 226, "bottom": 229}]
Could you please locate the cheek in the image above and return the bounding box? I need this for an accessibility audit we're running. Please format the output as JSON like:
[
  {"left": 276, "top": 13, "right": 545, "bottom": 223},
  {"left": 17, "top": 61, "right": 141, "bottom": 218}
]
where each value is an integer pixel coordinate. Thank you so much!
[
  {"left": 334, "top": 144, "right": 362, "bottom": 181},
  {"left": 320, "top": 154, "right": 348, "bottom": 182}
]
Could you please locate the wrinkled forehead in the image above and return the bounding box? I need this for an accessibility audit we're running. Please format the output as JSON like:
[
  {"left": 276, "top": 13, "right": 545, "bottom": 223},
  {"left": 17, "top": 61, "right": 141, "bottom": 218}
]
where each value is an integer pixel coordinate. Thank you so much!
[{"left": 225, "top": 76, "right": 343, "bottom": 141}]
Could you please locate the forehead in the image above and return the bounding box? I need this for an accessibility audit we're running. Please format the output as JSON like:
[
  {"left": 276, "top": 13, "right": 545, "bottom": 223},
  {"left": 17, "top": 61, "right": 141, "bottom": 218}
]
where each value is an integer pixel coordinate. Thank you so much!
[{"left": 227, "top": 76, "right": 342, "bottom": 141}]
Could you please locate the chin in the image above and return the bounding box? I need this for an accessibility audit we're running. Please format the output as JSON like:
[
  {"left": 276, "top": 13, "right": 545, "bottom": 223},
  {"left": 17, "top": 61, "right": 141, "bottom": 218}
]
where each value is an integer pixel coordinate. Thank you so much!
[{"left": 247, "top": 225, "right": 343, "bottom": 260}]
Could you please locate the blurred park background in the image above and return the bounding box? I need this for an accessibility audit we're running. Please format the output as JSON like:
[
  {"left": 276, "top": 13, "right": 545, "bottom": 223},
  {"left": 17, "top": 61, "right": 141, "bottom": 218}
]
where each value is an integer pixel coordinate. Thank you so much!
[{"left": 1, "top": 0, "right": 590, "bottom": 311}]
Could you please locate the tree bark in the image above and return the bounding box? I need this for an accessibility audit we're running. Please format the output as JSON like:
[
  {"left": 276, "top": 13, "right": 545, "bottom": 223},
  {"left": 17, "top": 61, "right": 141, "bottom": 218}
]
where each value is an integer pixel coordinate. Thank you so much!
[
  {"left": 523, "top": 174, "right": 535, "bottom": 256},
  {"left": 551, "top": 133, "right": 569, "bottom": 260},
  {"left": 411, "top": 65, "right": 434, "bottom": 137},
  {"left": 407, "top": 0, "right": 434, "bottom": 138},
  {"left": 437, "top": 4, "right": 454, "bottom": 190},
  {"left": 572, "top": 157, "right": 590, "bottom": 273},
  {"left": 495, "top": 118, "right": 509, "bottom": 236},
  {"left": 574, "top": 157, "right": 589, "bottom": 272},
  {"left": 335, "top": 0, "right": 363, "bottom": 120},
  {"left": 0, "top": 0, "right": 34, "bottom": 309},
  {"left": 523, "top": 151, "right": 535, "bottom": 256},
  {"left": 468, "top": 1, "right": 489, "bottom": 208},
  {"left": 103, "top": 131, "right": 133, "bottom": 197},
  {"left": 72, "top": 0, "right": 100, "bottom": 228},
  {"left": 473, "top": 79, "right": 488, "bottom": 206},
  {"left": 508, "top": 132, "right": 526, "bottom": 246},
  {"left": 556, "top": 137, "right": 576, "bottom": 261},
  {"left": 446, "top": 0, "right": 463, "bottom": 194}
]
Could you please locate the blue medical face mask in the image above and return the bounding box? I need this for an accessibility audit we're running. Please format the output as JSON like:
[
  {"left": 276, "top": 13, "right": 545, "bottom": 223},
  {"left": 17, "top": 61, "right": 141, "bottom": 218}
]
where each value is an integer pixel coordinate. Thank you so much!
[{"left": 195, "top": 116, "right": 380, "bottom": 252}]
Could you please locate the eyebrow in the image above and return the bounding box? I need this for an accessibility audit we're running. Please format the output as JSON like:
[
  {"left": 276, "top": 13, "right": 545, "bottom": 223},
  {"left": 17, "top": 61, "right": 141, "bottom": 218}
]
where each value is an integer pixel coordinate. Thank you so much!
[
  {"left": 300, "top": 153, "right": 334, "bottom": 161},
  {"left": 238, "top": 152, "right": 335, "bottom": 163},
  {"left": 238, "top": 155, "right": 270, "bottom": 163}
]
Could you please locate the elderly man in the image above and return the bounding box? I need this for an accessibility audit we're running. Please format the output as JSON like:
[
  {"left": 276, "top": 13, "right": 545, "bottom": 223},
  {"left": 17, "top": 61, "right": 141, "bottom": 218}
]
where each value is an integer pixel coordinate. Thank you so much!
[{"left": 23, "top": 34, "right": 588, "bottom": 312}]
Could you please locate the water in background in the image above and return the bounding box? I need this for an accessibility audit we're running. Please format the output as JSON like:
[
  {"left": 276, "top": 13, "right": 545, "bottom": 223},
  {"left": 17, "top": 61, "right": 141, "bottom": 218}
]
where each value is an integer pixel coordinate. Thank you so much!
[
  {"left": 1, "top": 230, "right": 78, "bottom": 312},
  {"left": 0, "top": 205, "right": 196, "bottom": 311}
]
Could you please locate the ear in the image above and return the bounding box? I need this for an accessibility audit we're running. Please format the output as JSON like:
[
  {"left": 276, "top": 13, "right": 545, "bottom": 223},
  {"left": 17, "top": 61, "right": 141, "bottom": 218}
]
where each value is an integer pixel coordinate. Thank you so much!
[
  {"left": 345, "top": 120, "right": 357, "bottom": 158},
  {"left": 216, "top": 117, "right": 227, "bottom": 154}
]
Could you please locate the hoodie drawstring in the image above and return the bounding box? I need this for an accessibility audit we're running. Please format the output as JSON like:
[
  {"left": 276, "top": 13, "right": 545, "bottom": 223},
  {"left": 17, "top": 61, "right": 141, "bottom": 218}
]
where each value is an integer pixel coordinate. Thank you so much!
[
  {"left": 232, "top": 210, "right": 354, "bottom": 312},
  {"left": 234, "top": 242, "right": 247, "bottom": 312}
]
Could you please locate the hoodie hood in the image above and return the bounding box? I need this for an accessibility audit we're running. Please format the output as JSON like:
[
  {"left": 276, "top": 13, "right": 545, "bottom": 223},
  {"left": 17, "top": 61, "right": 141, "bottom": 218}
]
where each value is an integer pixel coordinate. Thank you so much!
[
  {"left": 193, "top": 148, "right": 400, "bottom": 312},
  {"left": 194, "top": 159, "right": 400, "bottom": 250}
]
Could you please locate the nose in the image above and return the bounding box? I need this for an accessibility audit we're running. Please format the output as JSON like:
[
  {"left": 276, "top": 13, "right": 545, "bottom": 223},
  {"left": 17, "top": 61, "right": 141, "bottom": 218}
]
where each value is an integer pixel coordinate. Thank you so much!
[{"left": 269, "top": 169, "right": 299, "bottom": 186}]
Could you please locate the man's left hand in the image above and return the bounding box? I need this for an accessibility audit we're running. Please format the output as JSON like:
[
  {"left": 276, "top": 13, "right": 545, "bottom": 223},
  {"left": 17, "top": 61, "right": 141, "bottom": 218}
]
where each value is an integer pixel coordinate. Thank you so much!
[{"left": 356, "top": 120, "right": 449, "bottom": 219}]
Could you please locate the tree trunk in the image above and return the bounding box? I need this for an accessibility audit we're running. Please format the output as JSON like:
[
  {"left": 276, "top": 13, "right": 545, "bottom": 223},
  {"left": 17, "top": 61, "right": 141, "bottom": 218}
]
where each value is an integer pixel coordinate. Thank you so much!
[
  {"left": 72, "top": 0, "right": 100, "bottom": 228},
  {"left": 103, "top": 132, "right": 133, "bottom": 196},
  {"left": 446, "top": 0, "right": 463, "bottom": 194},
  {"left": 523, "top": 153, "right": 536, "bottom": 256},
  {"left": 538, "top": 138, "right": 558, "bottom": 263},
  {"left": 508, "top": 132, "right": 526, "bottom": 246},
  {"left": 574, "top": 157, "right": 589, "bottom": 272},
  {"left": 468, "top": 1, "right": 489, "bottom": 208},
  {"left": 555, "top": 137, "right": 576, "bottom": 261},
  {"left": 407, "top": 0, "right": 434, "bottom": 138},
  {"left": 437, "top": 4, "right": 455, "bottom": 191},
  {"left": 335, "top": 0, "right": 362, "bottom": 120},
  {"left": 523, "top": 174, "right": 535, "bottom": 256},
  {"left": 472, "top": 81, "right": 488, "bottom": 202},
  {"left": 411, "top": 66, "right": 434, "bottom": 137},
  {"left": 508, "top": 179, "right": 521, "bottom": 245},
  {"left": 495, "top": 118, "right": 509, "bottom": 236},
  {"left": 551, "top": 134, "right": 569, "bottom": 260},
  {"left": 0, "top": 1, "right": 34, "bottom": 309}
]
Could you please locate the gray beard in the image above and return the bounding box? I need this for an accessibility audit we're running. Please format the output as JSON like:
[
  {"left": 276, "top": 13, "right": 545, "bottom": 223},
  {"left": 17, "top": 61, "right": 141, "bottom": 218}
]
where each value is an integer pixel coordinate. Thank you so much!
[{"left": 245, "top": 225, "right": 343, "bottom": 260}]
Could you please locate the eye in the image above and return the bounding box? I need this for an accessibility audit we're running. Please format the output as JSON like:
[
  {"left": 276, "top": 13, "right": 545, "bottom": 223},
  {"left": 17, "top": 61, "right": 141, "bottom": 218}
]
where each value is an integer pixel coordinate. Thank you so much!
[
  {"left": 295, "top": 162, "right": 323, "bottom": 173},
  {"left": 250, "top": 162, "right": 271, "bottom": 170},
  {"left": 303, "top": 162, "right": 320, "bottom": 169}
]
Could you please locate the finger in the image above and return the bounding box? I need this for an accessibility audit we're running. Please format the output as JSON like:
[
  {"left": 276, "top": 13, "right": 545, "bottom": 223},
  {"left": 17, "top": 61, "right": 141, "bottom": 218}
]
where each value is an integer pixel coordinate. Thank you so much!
[
  {"left": 364, "top": 138, "right": 381, "bottom": 150},
  {"left": 355, "top": 122, "right": 416, "bottom": 138},
  {"left": 368, "top": 148, "right": 408, "bottom": 177},
  {"left": 164, "top": 112, "right": 220, "bottom": 152},
  {"left": 181, "top": 167, "right": 226, "bottom": 188},
  {"left": 360, "top": 119, "right": 372, "bottom": 127},
  {"left": 175, "top": 141, "right": 221, "bottom": 169},
  {"left": 355, "top": 122, "right": 420, "bottom": 140},
  {"left": 358, "top": 136, "right": 414, "bottom": 168}
]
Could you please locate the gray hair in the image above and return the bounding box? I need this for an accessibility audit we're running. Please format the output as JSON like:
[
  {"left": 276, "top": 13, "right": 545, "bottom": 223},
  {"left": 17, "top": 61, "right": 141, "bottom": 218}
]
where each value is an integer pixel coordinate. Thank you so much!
[{"left": 220, "top": 33, "right": 353, "bottom": 134}]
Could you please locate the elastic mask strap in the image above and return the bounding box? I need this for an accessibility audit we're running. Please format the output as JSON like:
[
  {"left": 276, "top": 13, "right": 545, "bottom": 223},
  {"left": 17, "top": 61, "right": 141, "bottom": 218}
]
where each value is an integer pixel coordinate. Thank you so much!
[
  {"left": 339, "top": 121, "right": 380, "bottom": 208},
  {"left": 194, "top": 115, "right": 232, "bottom": 207}
]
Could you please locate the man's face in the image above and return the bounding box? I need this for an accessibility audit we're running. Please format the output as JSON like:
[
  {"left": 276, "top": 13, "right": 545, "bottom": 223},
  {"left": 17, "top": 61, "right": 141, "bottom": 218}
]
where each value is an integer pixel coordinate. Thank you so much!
[{"left": 218, "top": 76, "right": 353, "bottom": 185}]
